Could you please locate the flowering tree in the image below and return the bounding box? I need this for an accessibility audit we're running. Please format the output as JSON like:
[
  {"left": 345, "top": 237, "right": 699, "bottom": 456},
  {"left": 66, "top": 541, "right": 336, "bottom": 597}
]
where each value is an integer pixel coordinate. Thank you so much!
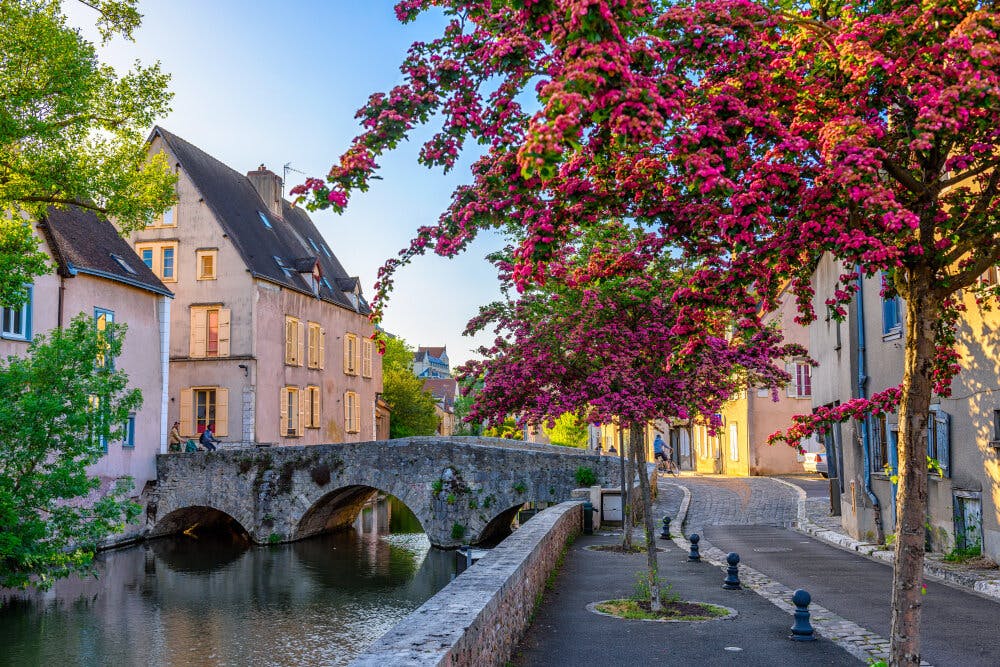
[
  {"left": 459, "top": 224, "right": 795, "bottom": 610},
  {"left": 300, "top": 2, "right": 1000, "bottom": 661}
]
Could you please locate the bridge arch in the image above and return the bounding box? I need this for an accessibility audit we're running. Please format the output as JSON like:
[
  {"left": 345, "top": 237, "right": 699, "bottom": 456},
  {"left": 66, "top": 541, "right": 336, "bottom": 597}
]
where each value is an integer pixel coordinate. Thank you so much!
[
  {"left": 149, "top": 504, "right": 251, "bottom": 540},
  {"left": 295, "top": 484, "right": 431, "bottom": 541}
]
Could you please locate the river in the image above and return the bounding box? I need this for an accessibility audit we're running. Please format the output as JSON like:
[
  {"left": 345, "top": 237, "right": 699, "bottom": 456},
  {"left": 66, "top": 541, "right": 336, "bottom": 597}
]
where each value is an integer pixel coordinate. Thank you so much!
[{"left": 0, "top": 496, "right": 457, "bottom": 666}]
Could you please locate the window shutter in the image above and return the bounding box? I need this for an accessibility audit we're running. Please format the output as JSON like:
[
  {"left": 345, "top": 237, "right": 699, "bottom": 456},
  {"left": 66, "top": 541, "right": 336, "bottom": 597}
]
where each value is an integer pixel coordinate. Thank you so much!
[
  {"left": 218, "top": 308, "right": 231, "bottom": 357},
  {"left": 319, "top": 328, "right": 326, "bottom": 370},
  {"left": 191, "top": 308, "right": 207, "bottom": 358},
  {"left": 215, "top": 388, "right": 229, "bottom": 437},
  {"left": 180, "top": 388, "right": 193, "bottom": 436},
  {"left": 297, "top": 390, "right": 306, "bottom": 436},
  {"left": 297, "top": 321, "right": 305, "bottom": 367},
  {"left": 279, "top": 387, "right": 289, "bottom": 437},
  {"left": 307, "top": 324, "right": 317, "bottom": 368},
  {"left": 362, "top": 339, "right": 372, "bottom": 378},
  {"left": 785, "top": 363, "right": 796, "bottom": 397},
  {"left": 285, "top": 318, "right": 295, "bottom": 364},
  {"left": 344, "top": 391, "right": 350, "bottom": 429},
  {"left": 936, "top": 409, "right": 951, "bottom": 478},
  {"left": 311, "top": 387, "right": 320, "bottom": 428},
  {"left": 343, "top": 336, "right": 350, "bottom": 374}
]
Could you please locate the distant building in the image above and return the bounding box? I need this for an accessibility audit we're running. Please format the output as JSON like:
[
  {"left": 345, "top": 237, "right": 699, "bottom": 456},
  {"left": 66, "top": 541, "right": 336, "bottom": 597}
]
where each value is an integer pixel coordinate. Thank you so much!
[
  {"left": 0, "top": 207, "right": 172, "bottom": 493},
  {"left": 132, "top": 127, "right": 381, "bottom": 446},
  {"left": 423, "top": 377, "right": 458, "bottom": 435},
  {"left": 414, "top": 345, "right": 451, "bottom": 378}
]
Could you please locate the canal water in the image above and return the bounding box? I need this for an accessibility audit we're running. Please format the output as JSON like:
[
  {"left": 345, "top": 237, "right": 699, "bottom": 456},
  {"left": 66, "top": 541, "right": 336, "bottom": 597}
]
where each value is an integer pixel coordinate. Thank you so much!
[{"left": 0, "top": 496, "right": 457, "bottom": 666}]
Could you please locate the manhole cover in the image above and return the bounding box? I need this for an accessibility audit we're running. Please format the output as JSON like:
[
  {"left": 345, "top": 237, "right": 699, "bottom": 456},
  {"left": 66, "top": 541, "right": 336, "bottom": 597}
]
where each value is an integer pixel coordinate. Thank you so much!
[{"left": 752, "top": 547, "right": 793, "bottom": 553}]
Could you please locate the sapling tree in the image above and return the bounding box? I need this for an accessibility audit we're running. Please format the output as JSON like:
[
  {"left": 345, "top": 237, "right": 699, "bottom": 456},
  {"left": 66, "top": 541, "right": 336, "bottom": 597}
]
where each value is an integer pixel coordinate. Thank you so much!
[{"left": 0, "top": 315, "right": 142, "bottom": 590}]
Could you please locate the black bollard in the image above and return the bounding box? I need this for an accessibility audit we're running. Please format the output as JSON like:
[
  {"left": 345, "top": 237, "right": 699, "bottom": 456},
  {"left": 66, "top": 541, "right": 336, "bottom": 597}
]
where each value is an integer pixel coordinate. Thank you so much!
[
  {"left": 688, "top": 533, "right": 701, "bottom": 561},
  {"left": 660, "top": 515, "right": 672, "bottom": 540},
  {"left": 790, "top": 589, "right": 816, "bottom": 641},
  {"left": 723, "top": 552, "right": 742, "bottom": 590}
]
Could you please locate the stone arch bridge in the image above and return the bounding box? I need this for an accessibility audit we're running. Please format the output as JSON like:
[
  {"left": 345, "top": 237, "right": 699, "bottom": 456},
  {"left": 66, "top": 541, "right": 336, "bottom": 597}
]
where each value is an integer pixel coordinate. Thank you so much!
[{"left": 149, "top": 437, "right": 619, "bottom": 548}]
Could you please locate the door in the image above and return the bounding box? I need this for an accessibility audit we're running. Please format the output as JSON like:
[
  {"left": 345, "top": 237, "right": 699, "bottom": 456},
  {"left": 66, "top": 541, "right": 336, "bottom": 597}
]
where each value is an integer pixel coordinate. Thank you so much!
[
  {"left": 954, "top": 493, "right": 983, "bottom": 552},
  {"left": 676, "top": 428, "right": 693, "bottom": 470}
]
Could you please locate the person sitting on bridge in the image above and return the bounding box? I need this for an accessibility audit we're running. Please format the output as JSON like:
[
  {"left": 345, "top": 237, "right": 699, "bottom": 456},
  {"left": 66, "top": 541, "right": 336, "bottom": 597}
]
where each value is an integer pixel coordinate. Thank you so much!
[
  {"left": 199, "top": 424, "right": 221, "bottom": 451},
  {"left": 168, "top": 421, "right": 183, "bottom": 453}
]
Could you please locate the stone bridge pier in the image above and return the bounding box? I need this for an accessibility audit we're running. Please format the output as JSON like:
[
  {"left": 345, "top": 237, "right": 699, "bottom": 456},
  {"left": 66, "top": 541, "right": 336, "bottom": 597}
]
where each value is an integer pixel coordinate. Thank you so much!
[{"left": 149, "top": 437, "right": 619, "bottom": 548}]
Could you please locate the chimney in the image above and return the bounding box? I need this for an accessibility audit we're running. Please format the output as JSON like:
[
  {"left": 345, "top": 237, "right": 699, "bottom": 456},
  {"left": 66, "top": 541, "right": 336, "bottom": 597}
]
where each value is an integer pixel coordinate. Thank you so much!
[{"left": 246, "top": 164, "right": 283, "bottom": 219}]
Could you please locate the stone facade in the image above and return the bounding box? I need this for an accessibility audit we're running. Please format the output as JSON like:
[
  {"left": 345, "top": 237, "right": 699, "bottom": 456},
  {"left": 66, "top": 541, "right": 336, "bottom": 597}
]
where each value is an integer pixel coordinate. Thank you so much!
[
  {"left": 351, "top": 501, "right": 583, "bottom": 667},
  {"left": 150, "top": 437, "right": 617, "bottom": 548}
]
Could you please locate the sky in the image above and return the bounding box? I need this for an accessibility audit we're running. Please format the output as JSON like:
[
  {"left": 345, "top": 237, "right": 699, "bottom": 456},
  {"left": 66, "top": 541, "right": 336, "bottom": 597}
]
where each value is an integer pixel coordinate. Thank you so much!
[{"left": 66, "top": 1, "right": 504, "bottom": 366}]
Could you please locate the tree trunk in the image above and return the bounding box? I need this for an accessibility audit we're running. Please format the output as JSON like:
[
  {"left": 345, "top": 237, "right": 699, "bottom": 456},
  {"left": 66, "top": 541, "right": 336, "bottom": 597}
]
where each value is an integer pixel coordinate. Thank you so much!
[
  {"left": 619, "top": 429, "right": 632, "bottom": 550},
  {"left": 890, "top": 277, "right": 939, "bottom": 666},
  {"left": 630, "top": 422, "right": 661, "bottom": 611}
]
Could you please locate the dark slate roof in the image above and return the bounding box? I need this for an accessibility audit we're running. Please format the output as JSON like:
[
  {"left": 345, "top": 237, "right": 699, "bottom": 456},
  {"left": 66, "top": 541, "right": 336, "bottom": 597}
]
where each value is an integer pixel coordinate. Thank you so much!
[
  {"left": 39, "top": 206, "right": 172, "bottom": 297},
  {"left": 152, "top": 127, "right": 369, "bottom": 314},
  {"left": 423, "top": 377, "right": 458, "bottom": 410}
]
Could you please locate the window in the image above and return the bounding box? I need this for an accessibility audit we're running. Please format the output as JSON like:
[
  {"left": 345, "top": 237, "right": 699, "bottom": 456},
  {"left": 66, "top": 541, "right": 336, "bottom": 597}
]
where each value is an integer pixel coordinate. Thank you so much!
[
  {"left": 980, "top": 266, "right": 999, "bottom": 287},
  {"left": 307, "top": 322, "right": 325, "bottom": 369},
  {"left": 285, "top": 316, "right": 304, "bottom": 366},
  {"left": 258, "top": 210, "right": 273, "bottom": 229},
  {"left": 280, "top": 386, "right": 303, "bottom": 437},
  {"left": 786, "top": 361, "right": 812, "bottom": 398},
  {"left": 756, "top": 387, "right": 770, "bottom": 398},
  {"left": 729, "top": 422, "right": 739, "bottom": 461},
  {"left": 993, "top": 409, "right": 1000, "bottom": 442},
  {"left": 344, "top": 390, "right": 360, "bottom": 433},
  {"left": 123, "top": 413, "right": 136, "bottom": 448},
  {"left": 190, "top": 306, "right": 230, "bottom": 358},
  {"left": 870, "top": 414, "right": 888, "bottom": 473},
  {"left": 927, "top": 407, "right": 951, "bottom": 477},
  {"left": 179, "top": 387, "right": 229, "bottom": 437},
  {"left": 95, "top": 308, "right": 115, "bottom": 369},
  {"left": 146, "top": 205, "right": 176, "bottom": 228},
  {"left": 135, "top": 242, "right": 179, "bottom": 282},
  {"left": 111, "top": 254, "right": 137, "bottom": 275},
  {"left": 1, "top": 286, "right": 32, "bottom": 341},
  {"left": 881, "top": 272, "right": 902, "bottom": 335},
  {"left": 306, "top": 385, "right": 321, "bottom": 428},
  {"left": 362, "top": 338, "right": 373, "bottom": 378},
  {"left": 344, "top": 333, "right": 359, "bottom": 375},
  {"left": 196, "top": 249, "right": 217, "bottom": 280}
]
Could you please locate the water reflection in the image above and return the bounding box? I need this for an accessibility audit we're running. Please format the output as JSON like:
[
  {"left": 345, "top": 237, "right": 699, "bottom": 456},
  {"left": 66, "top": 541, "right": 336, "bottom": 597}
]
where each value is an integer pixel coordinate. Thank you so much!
[{"left": 0, "top": 496, "right": 455, "bottom": 666}]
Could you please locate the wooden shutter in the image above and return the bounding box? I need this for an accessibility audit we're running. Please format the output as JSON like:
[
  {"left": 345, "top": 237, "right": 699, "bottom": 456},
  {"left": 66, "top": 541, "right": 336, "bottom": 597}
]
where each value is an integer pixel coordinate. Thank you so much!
[
  {"left": 218, "top": 308, "right": 231, "bottom": 357},
  {"left": 934, "top": 408, "right": 951, "bottom": 478},
  {"left": 297, "top": 321, "right": 305, "bottom": 367},
  {"left": 362, "top": 339, "right": 372, "bottom": 377},
  {"left": 310, "top": 387, "right": 320, "bottom": 428},
  {"left": 354, "top": 338, "right": 362, "bottom": 376},
  {"left": 307, "top": 324, "right": 317, "bottom": 368},
  {"left": 297, "top": 389, "right": 306, "bottom": 435},
  {"left": 279, "top": 387, "right": 289, "bottom": 437},
  {"left": 785, "top": 362, "right": 796, "bottom": 398},
  {"left": 285, "top": 318, "right": 295, "bottom": 364},
  {"left": 318, "top": 328, "right": 325, "bottom": 370},
  {"left": 179, "top": 388, "right": 194, "bottom": 436},
  {"left": 215, "top": 388, "right": 229, "bottom": 437},
  {"left": 353, "top": 393, "right": 361, "bottom": 432},
  {"left": 343, "top": 336, "right": 351, "bottom": 374},
  {"left": 191, "top": 308, "right": 207, "bottom": 358},
  {"left": 344, "top": 391, "right": 350, "bottom": 430}
]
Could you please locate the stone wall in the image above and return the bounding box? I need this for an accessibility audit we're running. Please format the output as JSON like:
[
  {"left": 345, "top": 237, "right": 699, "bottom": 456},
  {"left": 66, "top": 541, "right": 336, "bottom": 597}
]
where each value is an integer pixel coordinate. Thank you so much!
[{"left": 351, "top": 501, "right": 582, "bottom": 667}]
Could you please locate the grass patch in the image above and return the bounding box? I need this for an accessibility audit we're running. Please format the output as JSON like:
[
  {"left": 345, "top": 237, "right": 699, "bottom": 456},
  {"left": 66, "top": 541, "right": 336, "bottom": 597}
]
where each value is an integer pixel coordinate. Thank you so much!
[
  {"left": 943, "top": 545, "right": 982, "bottom": 563},
  {"left": 595, "top": 598, "right": 729, "bottom": 621}
]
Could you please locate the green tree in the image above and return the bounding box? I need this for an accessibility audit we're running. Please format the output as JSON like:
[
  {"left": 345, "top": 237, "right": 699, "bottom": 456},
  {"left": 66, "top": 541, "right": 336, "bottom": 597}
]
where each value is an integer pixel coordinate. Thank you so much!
[
  {"left": 0, "top": 314, "right": 143, "bottom": 590},
  {"left": 542, "top": 413, "right": 588, "bottom": 449},
  {"left": 381, "top": 336, "right": 439, "bottom": 438},
  {"left": 452, "top": 376, "right": 483, "bottom": 436},
  {"left": 0, "top": 0, "right": 175, "bottom": 308}
]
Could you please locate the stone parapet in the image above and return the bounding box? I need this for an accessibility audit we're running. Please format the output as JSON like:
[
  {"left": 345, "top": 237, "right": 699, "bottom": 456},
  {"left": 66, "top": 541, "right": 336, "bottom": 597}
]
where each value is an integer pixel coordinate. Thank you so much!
[{"left": 351, "top": 501, "right": 582, "bottom": 667}]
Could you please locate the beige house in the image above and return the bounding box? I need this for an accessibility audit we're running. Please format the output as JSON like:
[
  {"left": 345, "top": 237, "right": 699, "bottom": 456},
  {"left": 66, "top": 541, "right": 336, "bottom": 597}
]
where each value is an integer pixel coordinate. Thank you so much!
[
  {"left": 716, "top": 284, "right": 820, "bottom": 476},
  {"left": 132, "top": 127, "right": 381, "bottom": 447},
  {"left": 811, "top": 254, "right": 1000, "bottom": 561},
  {"left": 0, "top": 207, "right": 172, "bottom": 492}
]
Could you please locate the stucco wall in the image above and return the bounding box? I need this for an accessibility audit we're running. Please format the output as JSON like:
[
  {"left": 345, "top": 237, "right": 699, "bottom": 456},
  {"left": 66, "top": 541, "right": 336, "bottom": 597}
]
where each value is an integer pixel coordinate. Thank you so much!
[{"left": 351, "top": 501, "right": 582, "bottom": 667}]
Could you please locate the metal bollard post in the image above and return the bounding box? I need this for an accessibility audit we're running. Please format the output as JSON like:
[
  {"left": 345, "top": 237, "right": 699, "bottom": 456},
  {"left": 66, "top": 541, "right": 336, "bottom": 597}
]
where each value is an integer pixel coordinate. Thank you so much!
[
  {"left": 688, "top": 533, "right": 701, "bottom": 561},
  {"left": 790, "top": 589, "right": 816, "bottom": 641},
  {"left": 660, "top": 515, "right": 671, "bottom": 540},
  {"left": 723, "top": 552, "right": 742, "bottom": 590},
  {"left": 583, "top": 501, "right": 594, "bottom": 535}
]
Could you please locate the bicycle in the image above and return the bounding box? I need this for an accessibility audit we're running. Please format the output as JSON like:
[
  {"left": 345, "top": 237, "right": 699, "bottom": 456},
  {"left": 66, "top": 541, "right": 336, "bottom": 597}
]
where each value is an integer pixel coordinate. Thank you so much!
[{"left": 656, "top": 453, "right": 679, "bottom": 476}]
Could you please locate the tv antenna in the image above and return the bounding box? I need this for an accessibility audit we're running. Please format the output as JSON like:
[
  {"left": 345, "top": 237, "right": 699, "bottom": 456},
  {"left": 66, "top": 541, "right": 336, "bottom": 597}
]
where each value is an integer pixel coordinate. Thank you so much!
[{"left": 282, "top": 162, "right": 306, "bottom": 196}]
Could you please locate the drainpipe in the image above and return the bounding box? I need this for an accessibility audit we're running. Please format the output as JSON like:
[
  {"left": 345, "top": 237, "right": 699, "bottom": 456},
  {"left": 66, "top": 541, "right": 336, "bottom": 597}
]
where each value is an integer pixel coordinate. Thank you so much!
[
  {"left": 158, "top": 296, "right": 171, "bottom": 455},
  {"left": 57, "top": 275, "right": 66, "bottom": 328},
  {"left": 855, "top": 267, "right": 885, "bottom": 543}
]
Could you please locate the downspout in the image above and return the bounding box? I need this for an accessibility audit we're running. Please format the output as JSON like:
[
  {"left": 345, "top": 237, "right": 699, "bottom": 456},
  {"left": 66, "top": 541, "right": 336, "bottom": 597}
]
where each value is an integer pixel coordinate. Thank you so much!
[
  {"left": 856, "top": 267, "right": 885, "bottom": 543},
  {"left": 158, "top": 296, "right": 171, "bottom": 455},
  {"left": 57, "top": 275, "right": 66, "bottom": 328}
]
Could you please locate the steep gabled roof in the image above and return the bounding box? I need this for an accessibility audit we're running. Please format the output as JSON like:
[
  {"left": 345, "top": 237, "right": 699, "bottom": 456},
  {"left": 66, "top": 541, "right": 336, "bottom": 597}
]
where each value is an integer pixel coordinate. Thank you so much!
[
  {"left": 423, "top": 377, "right": 458, "bottom": 409},
  {"left": 152, "top": 127, "right": 368, "bottom": 314},
  {"left": 39, "top": 206, "right": 172, "bottom": 297},
  {"left": 417, "top": 345, "right": 448, "bottom": 359}
]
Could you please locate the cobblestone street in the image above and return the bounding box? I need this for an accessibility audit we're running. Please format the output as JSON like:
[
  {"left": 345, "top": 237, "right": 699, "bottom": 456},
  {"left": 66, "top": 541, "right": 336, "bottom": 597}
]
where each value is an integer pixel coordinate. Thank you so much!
[{"left": 669, "top": 474, "right": 800, "bottom": 533}]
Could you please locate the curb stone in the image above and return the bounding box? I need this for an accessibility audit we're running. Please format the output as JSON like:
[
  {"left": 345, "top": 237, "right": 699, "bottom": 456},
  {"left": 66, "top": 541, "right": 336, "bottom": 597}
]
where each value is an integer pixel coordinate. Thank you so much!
[
  {"left": 662, "top": 481, "right": 930, "bottom": 666},
  {"left": 769, "top": 477, "right": 1000, "bottom": 604}
]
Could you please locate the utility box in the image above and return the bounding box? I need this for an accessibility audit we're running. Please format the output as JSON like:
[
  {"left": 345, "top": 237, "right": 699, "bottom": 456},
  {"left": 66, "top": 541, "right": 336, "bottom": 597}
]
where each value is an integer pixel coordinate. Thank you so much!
[{"left": 601, "top": 490, "right": 623, "bottom": 524}]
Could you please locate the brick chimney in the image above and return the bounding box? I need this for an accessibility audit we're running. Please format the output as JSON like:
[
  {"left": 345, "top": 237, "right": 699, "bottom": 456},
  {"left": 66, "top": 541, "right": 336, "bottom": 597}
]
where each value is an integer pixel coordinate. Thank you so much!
[{"left": 246, "top": 164, "right": 283, "bottom": 219}]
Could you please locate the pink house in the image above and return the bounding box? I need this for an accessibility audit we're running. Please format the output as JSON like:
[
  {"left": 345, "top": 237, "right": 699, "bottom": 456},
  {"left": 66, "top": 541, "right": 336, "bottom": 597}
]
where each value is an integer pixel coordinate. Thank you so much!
[{"left": 0, "top": 207, "right": 172, "bottom": 494}]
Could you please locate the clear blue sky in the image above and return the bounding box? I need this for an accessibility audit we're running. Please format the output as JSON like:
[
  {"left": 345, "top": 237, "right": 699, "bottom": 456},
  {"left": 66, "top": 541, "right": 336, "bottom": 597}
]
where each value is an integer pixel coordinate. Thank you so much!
[{"left": 68, "top": 1, "right": 503, "bottom": 366}]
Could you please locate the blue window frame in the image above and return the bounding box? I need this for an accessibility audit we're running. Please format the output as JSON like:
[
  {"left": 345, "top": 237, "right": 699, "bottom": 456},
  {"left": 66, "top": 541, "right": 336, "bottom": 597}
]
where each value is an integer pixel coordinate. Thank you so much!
[
  {"left": 140, "top": 248, "right": 154, "bottom": 269},
  {"left": 123, "top": 413, "right": 136, "bottom": 448},
  {"left": 162, "top": 247, "right": 175, "bottom": 280},
  {"left": 257, "top": 210, "right": 273, "bottom": 229},
  {"left": 881, "top": 272, "right": 902, "bottom": 334},
  {"left": 1, "top": 285, "right": 32, "bottom": 341}
]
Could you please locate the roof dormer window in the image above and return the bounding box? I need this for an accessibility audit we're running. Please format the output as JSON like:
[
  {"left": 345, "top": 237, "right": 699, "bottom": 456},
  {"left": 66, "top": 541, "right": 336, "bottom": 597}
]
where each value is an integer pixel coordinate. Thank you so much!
[
  {"left": 273, "top": 255, "right": 291, "bottom": 276},
  {"left": 111, "top": 253, "right": 138, "bottom": 275},
  {"left": 257, "top": 210, "right": 273, "bottom": 229}
]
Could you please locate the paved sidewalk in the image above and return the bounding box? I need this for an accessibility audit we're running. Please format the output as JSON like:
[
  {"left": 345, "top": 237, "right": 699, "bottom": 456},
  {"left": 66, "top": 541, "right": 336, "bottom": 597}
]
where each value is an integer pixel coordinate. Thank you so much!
[{"left": 511, "top": 530, "right": 858, "bottom": 665}]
